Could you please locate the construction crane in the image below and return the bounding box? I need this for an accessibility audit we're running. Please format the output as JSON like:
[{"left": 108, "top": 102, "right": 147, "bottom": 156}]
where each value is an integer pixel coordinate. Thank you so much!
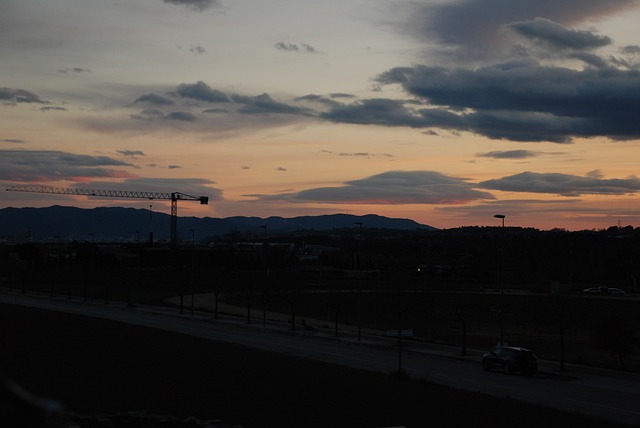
[{"left": 6, "top": 185, "right": 209, "bottom": 246}]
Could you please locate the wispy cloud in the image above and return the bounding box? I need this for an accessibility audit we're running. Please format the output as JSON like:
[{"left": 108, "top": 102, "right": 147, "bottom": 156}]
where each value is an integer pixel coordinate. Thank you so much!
[
  {"left": 274, "top": 42, "right": 319, "bottom": 54},
  {"left": 162, "top": 0, "right": 218, "bottom": 12},
  {"left": 134, "top": 94, "right": 175, "bottom": 106},
  {"left": 58, "top": 67, "right": 92, "bottom": 74},
  {"left": 131, "top": 109, "right": 197, "bottom": 122},
  {"left": 40, "top": 106, "right": 67, "bottom": 112},
  {"left": 117, "top": 150, "right": 145, "bottom": 157},
  {"left": 477, "top": 150, "right": 541, "bottom": 159},
  {"left": 189, "top": 44, "right": 206, "bottom": 55}
]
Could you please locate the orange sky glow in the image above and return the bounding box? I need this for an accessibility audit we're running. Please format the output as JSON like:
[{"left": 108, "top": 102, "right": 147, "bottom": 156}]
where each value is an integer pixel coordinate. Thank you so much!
[{"left": 3, "top": 0, "right": 640, "bottom": 231}]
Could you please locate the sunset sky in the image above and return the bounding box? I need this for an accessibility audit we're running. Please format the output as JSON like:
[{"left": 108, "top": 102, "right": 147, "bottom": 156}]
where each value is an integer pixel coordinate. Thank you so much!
[{"left": 2, "top": 0, "right": 640, "bottom": 231}]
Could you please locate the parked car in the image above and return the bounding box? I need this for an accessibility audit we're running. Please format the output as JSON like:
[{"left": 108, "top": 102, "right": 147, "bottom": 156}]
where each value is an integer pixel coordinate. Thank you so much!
[
  {"left": 581, "top": 286, "right": 626, "bottom": 296},
  {"left": 582, "top": 286, "right": 607, "bottom": 295},
  {"left": 482, "top": 346, "right": 538, "bottom": 375}
]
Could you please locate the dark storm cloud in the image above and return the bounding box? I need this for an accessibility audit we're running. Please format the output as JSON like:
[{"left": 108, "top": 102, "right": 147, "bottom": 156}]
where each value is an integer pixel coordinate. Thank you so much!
[
  {"left": 0, "top": 149, "right": 136, "bottom": 182},
  {"left": 479, "top": 171, "right": 640, "bottom": 196},
  {"left": 134, "top": 94, "right": 175, "bottom": 105},
  {"left": 320, "top": 97, "right": 578, "bottom": 143},
  {"left": 509, "top": 18, "right": 612, "bottom": 50},
  {"left": 376, "top": 64, "right": 635, "bottom": 116},
  {"left": 477, "top": 150, "right": 541, "bottom": 159},
  {"left": 176, "top": 81, "right": 230, "bottom": 103},
  {"left": 162, "top": 0, "right": 218, "bottom": 12},
  {"left": 249, "top": 171, "right": 494, "bottom": 205},
  {"left": 368, "top": 63, "right": 640, "bottom": 142},
  {"left": 403, "top": 0, "right": 635, "bottom": 51},
  {"left": 0, "top": 87, "right": 47, "bottom": 104},
  {"left": 274, "top": 42, "right": 318, "bottom": 53}
]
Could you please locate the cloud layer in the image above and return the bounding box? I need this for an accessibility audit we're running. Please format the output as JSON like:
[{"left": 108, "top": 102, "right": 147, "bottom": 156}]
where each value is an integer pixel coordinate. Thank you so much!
[
  {"left": 0, "top": 150, "right": 136, "bottom": 183},
  {"left": 249, "top": 171, "right": 494, "bottom": 205},
  {"left": 400, "top": 0, "right": 636, "bottom": 58},
  {"left": 162, "top": 0, "right": 218, "bottom": 12},
  {"left": 371, "top": 63, "right": 640, "bottom": 142},
  {"left": 479, "top": 171, "right": 640, "bottom": 196}
]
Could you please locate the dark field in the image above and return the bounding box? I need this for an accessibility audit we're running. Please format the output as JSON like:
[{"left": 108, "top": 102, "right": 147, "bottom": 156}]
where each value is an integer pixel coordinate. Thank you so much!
[{"left": 0, "top": 302, "right": 629, "bottom": 428}]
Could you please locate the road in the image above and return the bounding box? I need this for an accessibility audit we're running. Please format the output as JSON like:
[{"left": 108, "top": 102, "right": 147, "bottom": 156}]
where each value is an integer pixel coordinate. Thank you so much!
[{"left": 1, "top": 290, "right": 639, "bottom": 426}]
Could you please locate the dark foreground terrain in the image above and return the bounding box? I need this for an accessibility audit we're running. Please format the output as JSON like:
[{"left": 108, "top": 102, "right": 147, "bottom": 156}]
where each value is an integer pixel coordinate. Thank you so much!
[{"left": 0, "top": 303, "right": 631, "bottom": 428}]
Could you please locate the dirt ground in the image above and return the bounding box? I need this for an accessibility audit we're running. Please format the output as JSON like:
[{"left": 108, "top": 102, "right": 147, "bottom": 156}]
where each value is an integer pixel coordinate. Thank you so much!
[{"left": 0, "top": 302, "right": 628, "bottom": 428}]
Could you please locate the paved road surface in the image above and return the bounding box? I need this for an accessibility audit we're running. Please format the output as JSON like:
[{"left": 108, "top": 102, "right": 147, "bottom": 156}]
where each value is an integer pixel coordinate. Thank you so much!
[{"left": 2, "top": 291, "right": 639, "bottom": 426}]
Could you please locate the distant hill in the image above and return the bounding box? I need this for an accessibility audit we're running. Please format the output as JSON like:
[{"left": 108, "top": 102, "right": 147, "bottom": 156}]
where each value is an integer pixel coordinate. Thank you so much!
[{"left": 0, "top": 206, "right": 435, "bottom": 242}]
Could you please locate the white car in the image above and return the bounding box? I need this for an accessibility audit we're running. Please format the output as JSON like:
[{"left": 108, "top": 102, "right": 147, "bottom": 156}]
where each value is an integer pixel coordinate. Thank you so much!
[{"left": 582, "top": 286, "right": 605, "bottom": 295}]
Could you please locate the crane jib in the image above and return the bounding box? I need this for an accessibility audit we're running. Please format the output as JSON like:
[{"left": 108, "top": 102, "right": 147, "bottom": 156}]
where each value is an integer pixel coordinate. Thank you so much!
[{"left": 6, "top": 186, "right": 208, "bottom": 204}]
